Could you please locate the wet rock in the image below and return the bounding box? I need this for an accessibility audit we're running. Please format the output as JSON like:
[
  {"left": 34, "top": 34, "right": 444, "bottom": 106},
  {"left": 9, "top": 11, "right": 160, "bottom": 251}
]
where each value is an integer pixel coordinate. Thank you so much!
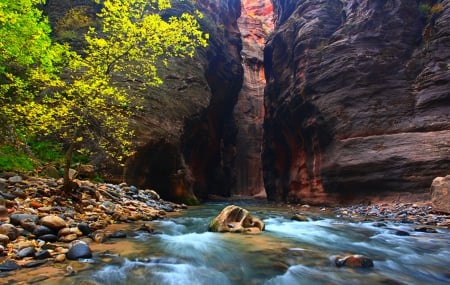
[
  {"left": 414, "top": 227, "right": 438, "bottom": 233},
  {"left": 38, "top": 234, "right": 58, "bottom": 242},
  {"left": 60, "top": 233, "right": 79, "bottom": 242},
  {"left": 0, "top": 223, "right": 20, "bottom": 241},
  {"left": 77, "top": 222, "right": 92, "bottom": 235},
  {"left": 17, "top": 246, "right": 36, "bottom": 259},
  {"left": 334, "top": 255, "right": 374, "bottom": 268},
  {"left": 29, "top": 200, "right": 44, "bottom": 208},
  {"left": 66, "top": 241, "right": 92, "bottom": 260},
  {"left": 10, "top": 214, "right": 39, "bottom": 226},
  {"left": 20, "top": 218, "right": 37, "bottom": 232},
  {"left": 394, "top": 230, "right": 410, "bottom": 236},
  {"left": 33, "top": 225, "right": 55, "bottom": 237},
  {"left": 22, "top": 259, "right": 47, "bottom": 268},
  {"left": 35, "top": 249, "right": 51, "bottom": 260},
  {"left": 1, "top": 192, "right": 16, "bottom": 200},
  {"left": 58, "top": 227, "right": 83, "bottom": 237},
  {"left": 40, "top": 215, "right": 67, "bottom": 230},
  {"left": 291, "top": 214, "right": 308, "bottom": 222},
  {"left": 108, "top": 230, "right": 127, "bottom": 238},
  {"left": 208, "top": 205, "right": 265, "bottom": 233},
  {"left": 138, "top": 223, "right": 156, "bottom": 234},
  {"left": 55, "top": 253, "right": 66, "bottom": 262},
  {"left": 0, "top": 260, "right": 21, "bottom": 271},
  {"left": 0, "top": 234, "right": 10, "bottom": 246},
  {"left": 0, "top": 205, "right": 7, "bottom": 215},
  {"left": 430, "top": 176, "right": 450, "bottom": 214}
]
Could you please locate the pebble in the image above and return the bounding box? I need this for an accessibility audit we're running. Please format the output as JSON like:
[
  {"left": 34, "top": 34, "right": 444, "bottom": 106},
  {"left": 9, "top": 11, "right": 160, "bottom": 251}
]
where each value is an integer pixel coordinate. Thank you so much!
[{"left": 333, "top": 202, "right": 450, "bottom": 226}]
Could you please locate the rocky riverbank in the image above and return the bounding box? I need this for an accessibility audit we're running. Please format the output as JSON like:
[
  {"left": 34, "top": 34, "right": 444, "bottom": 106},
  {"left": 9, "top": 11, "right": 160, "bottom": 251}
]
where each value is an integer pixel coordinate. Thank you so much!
[
  {"left": 0, "top": 174, "right": 449, "bottom": 283},
  {"left": 0, "top": 174, "right": 185, "bottom": 277}
]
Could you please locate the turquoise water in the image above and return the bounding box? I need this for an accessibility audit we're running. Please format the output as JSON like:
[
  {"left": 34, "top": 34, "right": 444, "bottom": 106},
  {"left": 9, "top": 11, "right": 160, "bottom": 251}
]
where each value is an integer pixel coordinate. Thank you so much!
[{"left": 72, "top": 202, "right": 450, "bottom": 284}]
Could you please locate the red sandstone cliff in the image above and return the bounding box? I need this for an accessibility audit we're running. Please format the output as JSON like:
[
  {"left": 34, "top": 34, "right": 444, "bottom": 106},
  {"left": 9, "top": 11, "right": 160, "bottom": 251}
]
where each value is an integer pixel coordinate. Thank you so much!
[
  {"left": 233, "top": 0, "right": 273, "bottom": 197},
  {"left": 263, "top": 0, "right": 450, "bottom": 204}
]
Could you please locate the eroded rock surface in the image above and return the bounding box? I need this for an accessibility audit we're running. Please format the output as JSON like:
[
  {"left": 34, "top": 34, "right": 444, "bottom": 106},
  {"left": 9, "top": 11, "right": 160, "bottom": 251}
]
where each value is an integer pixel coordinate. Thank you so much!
[
  {"left": 208, "top": 205, "right": 265, "bottom": 233},
  {"left": 263, "top": 0, "right": 450, "bottom": 203},
  {"left": 430, "top": 175, "right": 450, "bottom": 213}
]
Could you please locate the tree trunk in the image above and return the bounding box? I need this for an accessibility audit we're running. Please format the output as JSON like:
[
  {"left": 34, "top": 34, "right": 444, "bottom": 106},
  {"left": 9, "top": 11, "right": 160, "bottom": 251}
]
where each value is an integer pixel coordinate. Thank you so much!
[{"left": 63, "top": 141, "right": 75, "bottom": 192}]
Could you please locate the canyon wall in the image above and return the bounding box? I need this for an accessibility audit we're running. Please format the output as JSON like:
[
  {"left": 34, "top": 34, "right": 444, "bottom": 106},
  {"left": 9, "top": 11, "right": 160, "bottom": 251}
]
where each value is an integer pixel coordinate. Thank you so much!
[
  {"left": 263, "top": 0, "right": 450, "bottom": 204},
  {"left": 233, "top": 0, "right": 273, "bottom": 197}
]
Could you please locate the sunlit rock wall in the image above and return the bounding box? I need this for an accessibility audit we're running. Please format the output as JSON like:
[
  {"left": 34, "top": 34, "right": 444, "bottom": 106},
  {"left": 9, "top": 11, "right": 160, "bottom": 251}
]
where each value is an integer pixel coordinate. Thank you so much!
[
  {"left": 263, "top": 0, "right": 450, "bottom": 204},
  {"left": 233, "top": 0, "right": 273, "bottom": 197}
]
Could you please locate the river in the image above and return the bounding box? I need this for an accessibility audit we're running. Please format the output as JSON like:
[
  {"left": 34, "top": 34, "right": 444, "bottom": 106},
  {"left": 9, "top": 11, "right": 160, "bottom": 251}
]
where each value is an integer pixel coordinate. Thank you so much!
[{"left": 38, "top": 202, "right": 450, "bottom": 284}]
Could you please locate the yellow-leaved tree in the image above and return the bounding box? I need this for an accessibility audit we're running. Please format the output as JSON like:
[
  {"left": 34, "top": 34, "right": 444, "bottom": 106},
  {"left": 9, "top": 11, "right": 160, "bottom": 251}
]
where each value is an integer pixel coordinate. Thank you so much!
[
  {"left": 0, "top": 0, "right": 71, "bottom": 143},
  {"left": 47, "top": 0, "right": 209, "bottom": 191}
]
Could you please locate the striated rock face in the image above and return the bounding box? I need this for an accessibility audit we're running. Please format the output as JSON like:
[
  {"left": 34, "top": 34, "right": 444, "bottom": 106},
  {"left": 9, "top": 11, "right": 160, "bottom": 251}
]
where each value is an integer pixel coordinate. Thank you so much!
[
  {"left": 233, "top": 0, "right": 273, "bottom": 197},
  {"left": 181, "top": 0, "right": 243, "bottom": 200},
  {"left": 263, "top": 0, "right": 450, "bottom": 203}
]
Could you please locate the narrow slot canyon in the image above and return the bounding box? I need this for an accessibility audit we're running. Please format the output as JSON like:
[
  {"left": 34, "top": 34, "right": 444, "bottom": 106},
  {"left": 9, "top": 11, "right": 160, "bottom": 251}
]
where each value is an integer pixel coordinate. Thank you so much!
[{"left": 233, "top": 0, "right": 274, "bottom": 198}]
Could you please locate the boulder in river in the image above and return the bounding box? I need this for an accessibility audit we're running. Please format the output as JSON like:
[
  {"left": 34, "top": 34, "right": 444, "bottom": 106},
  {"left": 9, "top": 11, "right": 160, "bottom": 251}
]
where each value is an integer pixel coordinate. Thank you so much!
[
  {"left": 430, "top": 175, "right": 450, "bottom": 214},
  {"left": 208, "top": 205, "right": 265, "bottom": 233},
  {"left": 333, "top": 255, "right": 374, "bottom": 268}
]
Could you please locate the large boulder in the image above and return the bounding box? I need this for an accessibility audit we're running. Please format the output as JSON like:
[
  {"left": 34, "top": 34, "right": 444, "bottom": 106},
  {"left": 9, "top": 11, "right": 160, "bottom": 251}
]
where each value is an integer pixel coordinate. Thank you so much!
[
  {"left": 208, "top": 205, "right": 265, "bottom": 233},
  {"left": 430, "top": 175, "right": 450, "bottom": 213}
]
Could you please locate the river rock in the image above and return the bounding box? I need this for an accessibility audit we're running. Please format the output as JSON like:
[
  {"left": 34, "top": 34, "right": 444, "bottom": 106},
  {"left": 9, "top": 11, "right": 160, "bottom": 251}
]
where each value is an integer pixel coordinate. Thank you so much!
[
  {"left": 66, "top": 241, "right": 92, "bottom": 260},
  {"left": 38, "top": 234, "right": 58, "bottom": 242},
  {"left": 55, "top": 254, "right": 66, "bottom": 262},
  {"left": 77, "top": 222, "right": 92, "bottom": 236},
  {"left": 20, "top": 218, "right": 37, "bottom": 232},
  {"left": 33, "top": 225, "right": 55, "bottom": 237},
  {"left": 17, "top": 246, "right": 36, "bottom": 259},
  {"left": 0, "top": 205, "right": 7, "bottom": 215},
  {"left": 0, "top": 234, "right": 10, "bottom": 246},
  {"left": 291, "top": 214, "right": 308, "bottom": 222},
  {"left": 35, "top": 249, "right": 51, "bottom": 260},
  {"left": 334, "top": 255, "right": 374, "bottom": 268},
  {"left": 0, "top": 178, "right": 6, "bottom": 191},
  {"left": 8, "top": 175, "right": 22, "bottom": 183},
  {"left": 108, "top": 230, "right": 127, "bottom": 238},
  {"left": 0, "top": 260, "right": 21, "bottom": 271},
  {"left": 430, "top": 175, "right": 450, "bottom": 213},
  {"left": 10, "top": 214, "right": 39, "bottom": 226},
  {"left": 40, "top": 215, "right": 67, "bottom": 230},
  {"left": 208, "top": 205, "right": 265, "bottom": 233},
  {"left": 0, "top": 223, "right": 20, "bottom": 241}
]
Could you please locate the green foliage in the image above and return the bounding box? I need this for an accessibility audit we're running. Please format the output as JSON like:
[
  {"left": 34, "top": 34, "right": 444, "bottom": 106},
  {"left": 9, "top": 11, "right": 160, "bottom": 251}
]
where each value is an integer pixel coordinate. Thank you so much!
[
  {"left": 29, "top": 140, "right": 63, "bottom": 163},
  {"left": 419, "top": 3, "right": 431, "bottom": 14},
  {"left": 46, "top": 0, "right": 209, "bottom": 167},
  {"left": 0, "top": 145, "right": 35, "bottom": 172},
  {"left": 419, "top": 3, "right": 444, "bottom": 17},
  {"left": 0, "top": 0, "right": 73, "bottom": 141},
  {"left": 0, "top": 0, "right": 209, "bottom": 186}
]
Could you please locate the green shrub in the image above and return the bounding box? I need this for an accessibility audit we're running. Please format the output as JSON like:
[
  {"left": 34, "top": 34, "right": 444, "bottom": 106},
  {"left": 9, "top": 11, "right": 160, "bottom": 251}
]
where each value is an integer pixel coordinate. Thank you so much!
[
  {"left": 0, "top": 145, "right": 35, "bottom": 172},
  {"left": 29, "top": 141, "right": 64, "bottom": 163}
]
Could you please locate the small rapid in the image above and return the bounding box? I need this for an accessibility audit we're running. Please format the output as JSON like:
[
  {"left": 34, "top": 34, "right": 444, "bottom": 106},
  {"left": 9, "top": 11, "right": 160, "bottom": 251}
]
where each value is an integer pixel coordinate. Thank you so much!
[{"left": 68, "top": 202, "right": 449, "bottom": 285}]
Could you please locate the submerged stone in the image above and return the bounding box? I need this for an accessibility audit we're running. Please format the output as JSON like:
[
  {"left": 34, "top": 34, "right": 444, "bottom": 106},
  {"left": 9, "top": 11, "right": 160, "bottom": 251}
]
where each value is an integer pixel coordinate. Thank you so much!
[{"left": 334, "top": 255, "right": 374, "bottom": 268}]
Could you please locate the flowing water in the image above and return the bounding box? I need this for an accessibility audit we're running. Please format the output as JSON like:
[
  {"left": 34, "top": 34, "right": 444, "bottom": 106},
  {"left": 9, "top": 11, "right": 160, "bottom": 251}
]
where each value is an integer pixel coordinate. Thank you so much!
[{"left": 67, "top": 202, "right": 449, "bottom": 284}]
